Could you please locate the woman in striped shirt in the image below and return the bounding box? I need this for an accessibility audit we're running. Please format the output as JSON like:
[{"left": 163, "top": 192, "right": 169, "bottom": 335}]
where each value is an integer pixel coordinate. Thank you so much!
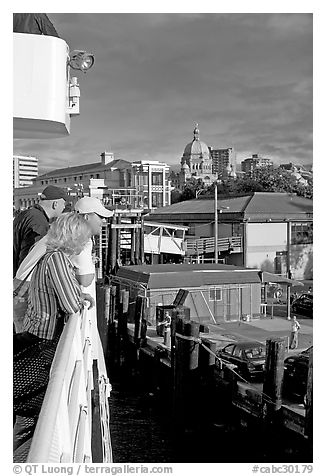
[{"left": 14, "top": 213, "right": 93, "bottom": 455}]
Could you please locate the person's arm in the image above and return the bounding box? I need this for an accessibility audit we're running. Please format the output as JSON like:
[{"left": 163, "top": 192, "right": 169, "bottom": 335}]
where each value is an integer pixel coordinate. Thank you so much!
[
  {"left": 47, "top": 252, "right": 83, "bottom": 314},
  {"left": 71, "top": 241, "right": 95, "bottom": 288}
]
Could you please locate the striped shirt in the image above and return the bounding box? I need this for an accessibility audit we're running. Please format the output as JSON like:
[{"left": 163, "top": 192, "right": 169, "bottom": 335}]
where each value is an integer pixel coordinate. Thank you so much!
[{"left": 22, "top": 251, "right": 83, "bottom": 340}]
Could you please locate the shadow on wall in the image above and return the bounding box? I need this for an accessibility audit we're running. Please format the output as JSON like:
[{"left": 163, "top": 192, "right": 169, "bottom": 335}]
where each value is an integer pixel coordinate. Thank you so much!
[{"left": 259, "top": 258, "right": 274, "bottom": 273}]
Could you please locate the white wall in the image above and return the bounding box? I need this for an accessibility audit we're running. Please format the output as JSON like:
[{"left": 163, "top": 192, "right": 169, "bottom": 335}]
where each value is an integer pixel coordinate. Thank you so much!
[{"left": 246, "top": 222, "right": 287, "bottom": 271}]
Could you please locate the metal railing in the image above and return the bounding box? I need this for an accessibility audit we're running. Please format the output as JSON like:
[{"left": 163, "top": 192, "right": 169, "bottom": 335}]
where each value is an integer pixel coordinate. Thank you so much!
[
  {"left": 26, "top": 307, "right": 112, "bottom": 463},
  {"left": 185, "top": 235, "right": 242, "bottom": 255}
]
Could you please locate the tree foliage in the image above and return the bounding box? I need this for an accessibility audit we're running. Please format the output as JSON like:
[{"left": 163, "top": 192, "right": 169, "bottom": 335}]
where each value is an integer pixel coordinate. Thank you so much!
[{"left": 205, "top": 168, "right": 313, "bottom": 198}]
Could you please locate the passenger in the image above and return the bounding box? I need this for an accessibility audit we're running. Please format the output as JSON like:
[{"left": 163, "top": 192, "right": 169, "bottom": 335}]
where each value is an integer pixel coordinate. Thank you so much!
[
  {"left": 13, "top": 213, "right": 94, "bottom": 454},
  {"left": 14, "top": 198, "right": 113, "bottom": 334},
  {"left": 73, "top": 197, "right": 113, "bottom": 287},
  {"left": 13, "top": 185, "right": 68, "bottom": 276},
  {"left": 13, "top": 13, "right": 59, "bottom": 37}
]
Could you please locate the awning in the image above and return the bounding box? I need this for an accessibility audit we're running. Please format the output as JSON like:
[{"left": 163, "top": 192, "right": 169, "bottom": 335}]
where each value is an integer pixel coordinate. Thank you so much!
[{"left": 259, "top": 271, "right": 304, "bottom": 287}]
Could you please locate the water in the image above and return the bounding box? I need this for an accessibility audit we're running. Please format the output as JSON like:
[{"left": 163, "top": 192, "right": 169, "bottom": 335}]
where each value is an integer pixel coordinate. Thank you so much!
[{"left": 108, "top": 371, "right": 312, "bottom": 463}]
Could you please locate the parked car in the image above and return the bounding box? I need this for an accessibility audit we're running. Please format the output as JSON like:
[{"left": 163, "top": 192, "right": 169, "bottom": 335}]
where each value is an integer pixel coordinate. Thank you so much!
[
  {"left": 217, "top": 341, "right": 266, "bottom": 380},
  {"left": 283, "top": 346, "right": 312, "bottom": 403},
  {"left": 291, "top": 293, "right": 313, "bottom": 318}
]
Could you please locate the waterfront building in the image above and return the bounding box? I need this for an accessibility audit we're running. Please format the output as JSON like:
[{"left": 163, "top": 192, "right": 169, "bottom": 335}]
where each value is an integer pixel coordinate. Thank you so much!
[
  {"left": 148, "top": 192, "right": 313, "bottom": 280},
  {"left": 13, "top": 151, "right": 171, "bottom": 212}
]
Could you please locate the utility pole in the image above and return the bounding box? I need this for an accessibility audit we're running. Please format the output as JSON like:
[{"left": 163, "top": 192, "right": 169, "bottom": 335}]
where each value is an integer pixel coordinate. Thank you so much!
[
  {"left": 214, "top": 182, "right": 218, "bottom": 263},
  {"left": 214, "top": 182, "right": 229, "bottom": 264}
]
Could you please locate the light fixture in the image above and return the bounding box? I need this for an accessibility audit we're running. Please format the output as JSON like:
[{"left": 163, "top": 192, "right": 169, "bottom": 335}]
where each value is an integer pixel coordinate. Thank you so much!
[{"left": 68, "top": 50, "right": 95, "bottom": 73}]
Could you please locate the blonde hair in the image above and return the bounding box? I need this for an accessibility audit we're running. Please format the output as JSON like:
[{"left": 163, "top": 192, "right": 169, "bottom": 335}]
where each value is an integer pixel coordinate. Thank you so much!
[{"left": 46, "top": 212, "right": 92, "bottom": 256}]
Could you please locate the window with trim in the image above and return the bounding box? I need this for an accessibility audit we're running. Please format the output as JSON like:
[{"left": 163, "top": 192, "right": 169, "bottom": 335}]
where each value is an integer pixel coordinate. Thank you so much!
[
  {"left": 209, "top": 287, "right": 222, "bottom": 301},
  {"left": 152, "top": 172, "right": 163, "bottom": 185}
]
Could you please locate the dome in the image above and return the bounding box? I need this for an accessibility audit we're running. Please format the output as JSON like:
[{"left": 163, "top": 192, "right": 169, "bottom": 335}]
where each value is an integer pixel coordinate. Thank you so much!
[
  {"left": 182, "top": 123, "right": 211, "bottom": 160},
  {"left": 181, "top": 162, "right": 190, "bottom": 170}
]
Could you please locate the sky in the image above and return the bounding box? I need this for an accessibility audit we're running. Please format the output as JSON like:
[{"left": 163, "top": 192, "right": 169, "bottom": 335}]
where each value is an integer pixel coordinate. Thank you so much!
[{"left": 13, "top": 12, "right": 313, "bottom": 175}]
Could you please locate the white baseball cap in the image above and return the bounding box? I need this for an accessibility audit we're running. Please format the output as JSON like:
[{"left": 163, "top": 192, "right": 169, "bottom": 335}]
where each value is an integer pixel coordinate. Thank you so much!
[{"left": 74, "top": 197, "right": 114, "bottom": 218}]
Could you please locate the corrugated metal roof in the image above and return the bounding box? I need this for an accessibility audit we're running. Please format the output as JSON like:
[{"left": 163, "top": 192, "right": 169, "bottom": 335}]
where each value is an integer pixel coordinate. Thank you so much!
[
  {"left": 244, "top": 193, "right": 313, "bottom": 217},
  {"left": 149, "top": 195, "right": 252, "bottom": 216},
  {"left": 37, "top": 159, "right": 131, "bottom": 179},
  {"left": 148, "top": 192, "right": 312, "bottom": 221},
  {"left": 116, "top": 263, "right": 261, "bottom": 289}
]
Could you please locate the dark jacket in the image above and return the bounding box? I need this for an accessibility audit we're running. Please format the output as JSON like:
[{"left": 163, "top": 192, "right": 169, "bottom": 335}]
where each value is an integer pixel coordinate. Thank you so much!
[
  {"left": 13, "top": 205, "right": 50, "bottom": 276},
  {"left": 13, "top": 13, "right": 59, "bottom": 37}
]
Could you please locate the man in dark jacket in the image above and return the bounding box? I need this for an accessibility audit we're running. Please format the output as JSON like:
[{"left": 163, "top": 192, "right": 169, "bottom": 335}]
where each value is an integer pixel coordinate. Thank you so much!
[
  {"left": 13, "top": 185, "right": 67, "bottom": 275},
  {"left": 13, "top": 13, "right": 59, "bottom": 37}
]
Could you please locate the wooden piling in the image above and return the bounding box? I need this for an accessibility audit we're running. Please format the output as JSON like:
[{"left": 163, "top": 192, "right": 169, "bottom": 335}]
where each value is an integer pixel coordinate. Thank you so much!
[
  {"left": 140, "top": 298, "right": 148, "bottom": 346},
  {"left": 173, "top": 317, "right": 200, "bottom": 428},
  {"left": 263, "top": 337, "right": 286, "bottom": 419},
  {"left": 117, "top": 289, "right": 129, "bottom": 338},
  {"left": 104, "top": 285, "right": 111, "bottom": 324},
  {"left": 199, "top": 337, "right": 217, "bottom": 369},
  {"left": 134, "top": 295, "right": 144, "bottom": 347},
  {"left": 304, "top": 347, "right": 313, "bottom": 439}
]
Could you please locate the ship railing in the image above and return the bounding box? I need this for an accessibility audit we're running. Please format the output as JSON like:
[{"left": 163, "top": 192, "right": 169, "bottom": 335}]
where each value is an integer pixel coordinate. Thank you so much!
[{"left": 26, "top": 306, "right": 112, "bottom": 463}]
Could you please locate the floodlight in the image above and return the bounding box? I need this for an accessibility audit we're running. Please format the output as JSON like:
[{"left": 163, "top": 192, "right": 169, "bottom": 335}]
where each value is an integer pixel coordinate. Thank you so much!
[{"left": 68, "top": 50, "right": 95, "bottom": 73}]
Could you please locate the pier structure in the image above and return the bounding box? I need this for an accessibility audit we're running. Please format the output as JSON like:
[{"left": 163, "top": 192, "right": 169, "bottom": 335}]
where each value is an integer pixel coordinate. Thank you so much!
[{"left": 96, "top": 265, "right": 312, "bottom": 457}]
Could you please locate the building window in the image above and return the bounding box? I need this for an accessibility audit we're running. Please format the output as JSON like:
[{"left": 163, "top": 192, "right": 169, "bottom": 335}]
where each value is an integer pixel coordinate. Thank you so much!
[
  {"left": 152, "top": 192, "right": 163, "bottom": 208},
  {"left": 152, "top": 172, "right": 163, "bottom": 186},
  {"left": 79, "top": 176, "right": 82, "bottom": 180},
  {"left": 91, "top": 175, "right": 94, "bottom": 179},
  {"left": 209, "top": 287, "right": 222, "bottom": 301},
  {"left": 96, "top": 174, "right": 100, "bottom": 179},
  {"left": 64, "top": 178, "right": 67, "bottom": 182},
  {"left": 291, "top": 223, "right": 313, "bottom": 245}
]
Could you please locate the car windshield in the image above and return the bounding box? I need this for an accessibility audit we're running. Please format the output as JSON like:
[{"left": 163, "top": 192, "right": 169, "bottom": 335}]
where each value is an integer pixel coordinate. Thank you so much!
[
  {"left": 301, "top": 346, "right": 313, "bottom": 356},
  {"left": 245, "top": 347, "right": 266, "bottom": 359}
]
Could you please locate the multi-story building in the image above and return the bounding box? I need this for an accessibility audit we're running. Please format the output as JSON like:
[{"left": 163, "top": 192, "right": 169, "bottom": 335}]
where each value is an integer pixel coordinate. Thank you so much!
[
  {"left": 13, "top": 151, "right": 171, "bottom": 212},
  {"left": 128, "top": 160, "right": 171, "bottom": 210},
  {"left": 13, "top": 155, "right": 38, "bottom": 188},
  {"left": 209, "top": 147, "right": 235, "bottom": 177},
  {"left": 241, "top": 154, "right": 273, "bottom": 175}
]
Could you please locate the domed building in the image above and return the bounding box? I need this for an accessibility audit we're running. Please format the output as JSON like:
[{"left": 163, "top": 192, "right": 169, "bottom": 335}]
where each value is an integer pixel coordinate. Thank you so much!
[{"left": 180, "top": 124, "right": 215, "bottom": 186}]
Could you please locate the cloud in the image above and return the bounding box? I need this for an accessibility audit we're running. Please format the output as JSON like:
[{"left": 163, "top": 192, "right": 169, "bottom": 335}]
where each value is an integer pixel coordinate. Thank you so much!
[{"left": 14, "top": 13, "right": 312, "bottom": 173}]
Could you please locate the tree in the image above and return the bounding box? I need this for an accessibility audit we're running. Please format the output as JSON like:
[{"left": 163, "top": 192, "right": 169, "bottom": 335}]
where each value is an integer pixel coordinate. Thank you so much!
[
  {"left": 179, "top": 178, "right": 207, "bottom": 201},
  {"left": 171, "top": 189, "right": 182, "bottom": 204}
]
